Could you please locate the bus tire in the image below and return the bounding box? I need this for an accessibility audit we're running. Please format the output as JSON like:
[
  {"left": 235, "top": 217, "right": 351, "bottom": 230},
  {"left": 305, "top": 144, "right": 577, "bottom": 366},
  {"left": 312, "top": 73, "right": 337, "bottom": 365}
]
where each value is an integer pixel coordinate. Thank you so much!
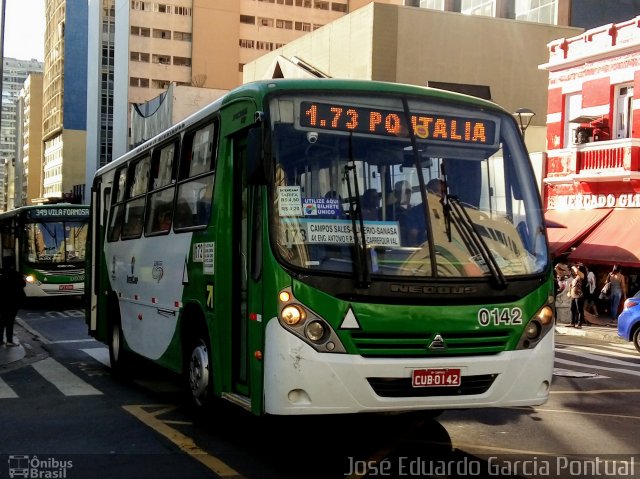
[
  {"left": 108, "top": 302, "right": 129, "bottom": 376},
  {"left": 184, "top": 327, "right": 213, "bottom": 408}
]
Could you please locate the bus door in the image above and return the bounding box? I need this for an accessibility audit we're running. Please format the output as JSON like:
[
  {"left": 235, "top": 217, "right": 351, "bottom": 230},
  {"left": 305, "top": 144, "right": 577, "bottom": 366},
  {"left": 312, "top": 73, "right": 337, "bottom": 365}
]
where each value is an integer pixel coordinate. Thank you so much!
[
  {"left": 88, "top": 178, "right": 110, "bottom": 338},
  {"left": 230, "top": 130, "right": 264, "bottom": 414}
]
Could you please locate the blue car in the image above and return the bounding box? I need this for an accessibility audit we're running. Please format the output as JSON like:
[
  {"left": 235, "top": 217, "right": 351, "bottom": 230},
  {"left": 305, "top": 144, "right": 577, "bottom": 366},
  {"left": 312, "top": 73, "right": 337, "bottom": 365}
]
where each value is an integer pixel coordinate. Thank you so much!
[{"left": 618, "top": 291, "right": 640, "bottom": 353}]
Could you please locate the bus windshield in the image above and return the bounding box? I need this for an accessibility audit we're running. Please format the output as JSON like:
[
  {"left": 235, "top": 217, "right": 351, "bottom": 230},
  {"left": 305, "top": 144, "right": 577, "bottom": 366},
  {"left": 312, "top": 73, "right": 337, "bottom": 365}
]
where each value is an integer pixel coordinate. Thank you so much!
[
  {"left": 23, "top": 220, "right": 88, "bottom": 265},
  {"left": 268, "top": 93, "right": 548, "bottom": 279}
]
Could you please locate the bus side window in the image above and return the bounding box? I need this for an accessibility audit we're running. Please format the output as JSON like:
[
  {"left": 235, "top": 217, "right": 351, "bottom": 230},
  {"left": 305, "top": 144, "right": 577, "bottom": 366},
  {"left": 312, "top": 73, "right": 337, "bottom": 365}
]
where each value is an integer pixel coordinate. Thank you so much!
[
  {"left": 107, "top": 167, "right": 128, "bottom": 242},
  {"left": 121, "top": 200, "right": 145, "bottom": 239},
  {"left": 175, "top": 119, "right": 217, "bottom": 231}
]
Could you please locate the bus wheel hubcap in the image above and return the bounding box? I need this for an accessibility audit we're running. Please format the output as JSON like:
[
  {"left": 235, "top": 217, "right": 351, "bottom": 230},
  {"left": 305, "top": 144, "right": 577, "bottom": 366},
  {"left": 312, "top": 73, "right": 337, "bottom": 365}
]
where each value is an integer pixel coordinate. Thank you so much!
[
  {"left": 111, "top": 325, "right": 120, "bottom": 362},
  {"left": 189, "top": 341, "right": 209, "bottom": 402}
]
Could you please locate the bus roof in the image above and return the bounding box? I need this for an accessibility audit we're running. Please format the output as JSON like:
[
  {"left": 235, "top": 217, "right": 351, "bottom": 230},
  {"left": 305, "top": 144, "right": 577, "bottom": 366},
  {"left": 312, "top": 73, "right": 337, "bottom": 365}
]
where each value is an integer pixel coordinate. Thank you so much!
[{"left": 96, "top": 78, "right": 507, "bottom": 178}]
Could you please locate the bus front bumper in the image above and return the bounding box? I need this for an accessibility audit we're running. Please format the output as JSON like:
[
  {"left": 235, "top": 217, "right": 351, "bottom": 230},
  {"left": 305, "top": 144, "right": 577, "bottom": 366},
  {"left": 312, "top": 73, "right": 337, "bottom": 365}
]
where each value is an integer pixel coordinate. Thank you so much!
[{"left": 264, "top": 318, "right": 553, "bottom": 415}]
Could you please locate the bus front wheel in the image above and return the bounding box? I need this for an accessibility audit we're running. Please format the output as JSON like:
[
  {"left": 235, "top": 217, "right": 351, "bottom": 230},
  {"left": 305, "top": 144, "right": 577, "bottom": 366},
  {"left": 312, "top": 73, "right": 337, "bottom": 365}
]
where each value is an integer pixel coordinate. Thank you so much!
[{"left": 186, "top": 335, "right": 212, "bottom": 407}]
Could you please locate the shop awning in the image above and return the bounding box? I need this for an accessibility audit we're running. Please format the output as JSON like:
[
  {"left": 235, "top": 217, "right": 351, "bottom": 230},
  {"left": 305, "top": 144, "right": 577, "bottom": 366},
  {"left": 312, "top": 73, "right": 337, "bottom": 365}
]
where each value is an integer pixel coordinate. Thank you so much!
[
  {"left": 544, "top": 208, "right": 612, "bottom": 257},
  {"left": 569, "top": 209, "right": 640, "bottom": 268}
]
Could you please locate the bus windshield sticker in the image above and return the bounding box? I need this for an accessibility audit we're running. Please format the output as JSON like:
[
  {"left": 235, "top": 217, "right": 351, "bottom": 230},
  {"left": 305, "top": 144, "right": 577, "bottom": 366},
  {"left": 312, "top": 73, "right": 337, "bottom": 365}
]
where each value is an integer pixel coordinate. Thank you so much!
[
  {"left": 299, "top": 101, "right": 498, "bottom": 146},
  {"left": 282, "top": 219, "right": 400, "bottom": 246},
  {"left": 203, "top": 242, "right": 215, "bottom": 275},
  {"left": 303, "top": 197, "right": 341, "bottom": 217},
  {"left": 278, "top": 186, "right": 303, "bottom": 217}
]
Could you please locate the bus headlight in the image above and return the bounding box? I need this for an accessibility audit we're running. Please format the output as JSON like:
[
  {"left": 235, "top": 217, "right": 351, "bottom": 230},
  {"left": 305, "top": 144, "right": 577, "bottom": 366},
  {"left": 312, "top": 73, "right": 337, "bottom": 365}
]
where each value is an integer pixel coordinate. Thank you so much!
[
  {"left": 525, "top": 321, "right": 541, "bottom": 340},
  {"left": 277, "top": 287, "right": 346, "bottom": 353},
  {"left": 305, "top": 320, "right": 325, "bottom": 342},
  {"left": 26, "top": 275, "right": 35, "bottom": 283},
  {"left": 516, "top": 304, "right": 554, "bottom": 349},
  {"left": 281, "top": 305, "right": 305, "bottom": 325}
]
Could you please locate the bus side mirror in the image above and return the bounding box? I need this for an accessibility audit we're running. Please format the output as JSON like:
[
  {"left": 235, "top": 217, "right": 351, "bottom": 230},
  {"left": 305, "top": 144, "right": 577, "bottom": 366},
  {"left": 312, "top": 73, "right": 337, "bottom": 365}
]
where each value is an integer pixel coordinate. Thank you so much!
[{"left": 247, "top": 126, "right": 267, "bottom": 185}]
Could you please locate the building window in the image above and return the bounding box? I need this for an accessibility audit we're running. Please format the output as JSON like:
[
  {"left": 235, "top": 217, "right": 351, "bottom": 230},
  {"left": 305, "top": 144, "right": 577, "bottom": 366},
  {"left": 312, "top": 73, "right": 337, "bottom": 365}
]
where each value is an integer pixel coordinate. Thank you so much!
[
  {"left": 295, "top": 21, "right": 311, "bottom": 31},
  {"left": 461, "top": 0, "right": 495, "bottom": 16},
  {"left": 314, "top": 1, "right": 329, "bottom": 9},
  {"left": 276, "top": 19, "right": 293, "bottom": 29},
  {"left": 331, "top": 2, "right": 347, "bottom": 12},
  {"left": 153, "top": 29, "right": 171, "bottom": 39},
  {"left": 515, "top": 0, "right": 557, "bottom": 24},
  {"left": 239, "top": 63, "right": 245, "bottom": 72},
  {"left": 152, "top": 54, "right": 171, "bottom": 65},
  {"left": 239, "top": 39, "right": 255, "bottom": 48},
  {"left": 131, "top": 26, "right": 151, "bottom": 37},
  {"left": 240, "top": 15, "right": 256, "bottom": 24},
  {"left": 130, "top": 52, "right": 150, "bottom": 62},
  {"left": 277, "top": 0, "right": 294, "bottom": 4},
  {"left": 156, "top": 3, "right": 171, "bottom": 13},
  {"left": 174, "top": 6, "right": 192, "bottom": 16},
  {"left": 259, "top": 17, "right": 274, "bottom": 27},
  {"left": 173, "top": 31, "right": 192, "bottom": 41},
  {"left": 173, "top": 56, "right": 191, "bottom": 67},
  {"left": 564, "top": 92, "right": 582, "bottom": 147},
  {"left": 295, "top": 0, "right": 312, "bottom": 7},
  {"left": 151, "top": 79, "right": 171, "bottom": 89},
  {"left": 614, "top": 84, "right": 634, "bottom": 139}
]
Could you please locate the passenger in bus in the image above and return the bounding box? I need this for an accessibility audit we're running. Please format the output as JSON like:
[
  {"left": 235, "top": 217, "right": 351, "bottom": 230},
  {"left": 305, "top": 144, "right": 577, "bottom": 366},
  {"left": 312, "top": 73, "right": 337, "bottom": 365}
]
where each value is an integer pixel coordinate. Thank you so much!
[
  {"left": 405, "top": 179, "right": 444, "bottom": 246},
  {"left": 361, "top": 189, "right": 380, "bottom": 220},
  {"left": 385, "top": 180, "right": 411, "bottom": 221}
]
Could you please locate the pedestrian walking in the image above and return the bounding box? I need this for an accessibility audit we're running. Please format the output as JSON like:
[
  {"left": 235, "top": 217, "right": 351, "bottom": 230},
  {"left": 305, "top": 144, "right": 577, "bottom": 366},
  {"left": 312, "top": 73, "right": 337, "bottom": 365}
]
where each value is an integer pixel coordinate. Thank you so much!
[
  {"left": 584, "top": 264, "right": 599, "bottom": 318},
  {"left": 606, "top": 264, "right": 627, "bottom": 320},
  {"left": 567, "top": 264, "right": 585, "bottom": 328},
  {"left": 0, "top": 257, "right": 27, "bottom": 346}
]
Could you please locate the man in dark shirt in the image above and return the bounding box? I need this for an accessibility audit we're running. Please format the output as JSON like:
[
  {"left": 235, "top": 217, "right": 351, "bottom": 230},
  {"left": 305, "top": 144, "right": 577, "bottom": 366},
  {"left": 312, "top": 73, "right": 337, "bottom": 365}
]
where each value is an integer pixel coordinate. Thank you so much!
[{"left": 0, "top": 257, "right": 27, "bottom": 346}]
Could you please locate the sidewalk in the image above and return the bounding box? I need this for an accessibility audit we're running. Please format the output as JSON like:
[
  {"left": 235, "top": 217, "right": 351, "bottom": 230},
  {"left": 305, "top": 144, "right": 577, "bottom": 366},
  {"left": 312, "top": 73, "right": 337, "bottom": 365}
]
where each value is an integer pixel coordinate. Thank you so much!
[
  {"left": 0, "top": 322, "right": 29, "bottom": 367},
  {"left": 555, "top": 310, "right": 624, "bottom": 343}
]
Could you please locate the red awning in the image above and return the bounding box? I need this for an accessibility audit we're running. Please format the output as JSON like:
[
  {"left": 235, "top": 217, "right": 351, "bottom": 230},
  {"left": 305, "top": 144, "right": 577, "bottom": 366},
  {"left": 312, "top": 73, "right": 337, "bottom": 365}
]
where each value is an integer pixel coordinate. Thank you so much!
[
  {"left": 544, "top": 208, "right": 612, "bottom": 257},
  {"left": 569, "top": 209, "right": 640, "bottom": 268}
]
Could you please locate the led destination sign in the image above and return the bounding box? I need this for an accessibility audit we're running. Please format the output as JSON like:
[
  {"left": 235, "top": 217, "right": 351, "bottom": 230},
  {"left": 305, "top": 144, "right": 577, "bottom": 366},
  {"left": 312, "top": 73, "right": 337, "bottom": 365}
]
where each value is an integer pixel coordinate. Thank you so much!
[{"left": 300, "top": 101, "right": 497, "bottom": 145}]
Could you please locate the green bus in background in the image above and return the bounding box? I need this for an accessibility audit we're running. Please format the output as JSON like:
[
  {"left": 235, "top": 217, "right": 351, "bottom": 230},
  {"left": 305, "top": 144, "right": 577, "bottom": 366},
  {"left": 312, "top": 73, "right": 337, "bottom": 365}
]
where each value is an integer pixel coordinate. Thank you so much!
[
  {"left": 86, "top": 78, "right": 554, "bottom": 416},
  {"left": 0, "top": 204, "right": 89, "bottom": 297}
]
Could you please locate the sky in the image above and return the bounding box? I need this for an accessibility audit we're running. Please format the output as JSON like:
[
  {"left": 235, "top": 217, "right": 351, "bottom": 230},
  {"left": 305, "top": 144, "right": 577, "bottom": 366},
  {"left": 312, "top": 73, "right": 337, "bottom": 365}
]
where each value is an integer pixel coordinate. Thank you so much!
[{"left": 3, "top": 0, "right": 46, "bottom": 62}]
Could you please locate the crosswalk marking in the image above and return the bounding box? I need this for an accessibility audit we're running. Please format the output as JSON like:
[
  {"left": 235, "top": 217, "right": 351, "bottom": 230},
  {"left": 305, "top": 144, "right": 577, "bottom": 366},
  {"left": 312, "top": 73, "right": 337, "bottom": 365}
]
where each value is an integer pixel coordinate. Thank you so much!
[
  {"left": 32, "top": 358, "right": 102, "bottom": 396},
  {"left": 81, "top": 347, "right": 111, "bottom": 367},
  {"left": 555, "top": 357, "right": 640, "bottom": 377},
  {"left": 556, "top": 349, "right": 640, "bottom": 367},
  {"left": 559, "top": 344, "right": 640, "bottom": 360},
  {"left": 0, "top": 376, "right": 18, "bottom": 399}
]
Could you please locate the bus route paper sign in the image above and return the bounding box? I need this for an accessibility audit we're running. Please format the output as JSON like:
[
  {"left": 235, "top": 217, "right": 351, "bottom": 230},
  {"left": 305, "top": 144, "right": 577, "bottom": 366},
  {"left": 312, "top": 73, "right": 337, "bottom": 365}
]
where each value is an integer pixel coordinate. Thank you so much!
[{"left": 278, "top": 186, "right": 303, "bottom": 217}]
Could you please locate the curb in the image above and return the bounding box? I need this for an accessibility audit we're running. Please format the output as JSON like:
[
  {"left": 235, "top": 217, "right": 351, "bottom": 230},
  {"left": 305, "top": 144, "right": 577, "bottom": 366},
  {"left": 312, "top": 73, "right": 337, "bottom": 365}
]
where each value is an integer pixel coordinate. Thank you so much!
[{"left": 555, "top": 324, "right": 625, "bottom": 344}]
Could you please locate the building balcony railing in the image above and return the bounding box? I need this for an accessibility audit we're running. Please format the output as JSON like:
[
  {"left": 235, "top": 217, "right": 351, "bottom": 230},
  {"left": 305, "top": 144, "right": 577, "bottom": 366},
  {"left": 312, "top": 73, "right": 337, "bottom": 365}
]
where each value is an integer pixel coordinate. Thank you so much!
[{"left": 544, "top": 138, "right": 640, "bottom": 184}]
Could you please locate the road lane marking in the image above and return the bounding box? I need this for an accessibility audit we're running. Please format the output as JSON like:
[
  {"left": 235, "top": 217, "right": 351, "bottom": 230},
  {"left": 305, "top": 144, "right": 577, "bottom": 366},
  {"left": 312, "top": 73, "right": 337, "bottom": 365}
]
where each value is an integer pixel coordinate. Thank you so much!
[
  {"left": 556, "top": 349, "right": 640, "bottom": 366},
  {"left": 123, "top": 404, "right": 245, "bottom": 478},
  {"left": 32, "top": 358, "right": 102, "bottom": 396},
  {"left": 554, "top": 357, "right": 640, "bottom": 377},
  {"left": 0, "top": 376, "right": 18, "bottom": 399}
]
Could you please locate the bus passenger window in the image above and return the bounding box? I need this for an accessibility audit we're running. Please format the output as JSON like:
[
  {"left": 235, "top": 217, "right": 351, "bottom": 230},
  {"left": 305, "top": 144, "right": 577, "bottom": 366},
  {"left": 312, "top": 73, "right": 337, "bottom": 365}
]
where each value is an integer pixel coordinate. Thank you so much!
[
  {"left": 107, "top": 205, "right": 124, "bottom": 242},
  {"left": 121, "top": 200, "right": 145, "bottom": 239}
]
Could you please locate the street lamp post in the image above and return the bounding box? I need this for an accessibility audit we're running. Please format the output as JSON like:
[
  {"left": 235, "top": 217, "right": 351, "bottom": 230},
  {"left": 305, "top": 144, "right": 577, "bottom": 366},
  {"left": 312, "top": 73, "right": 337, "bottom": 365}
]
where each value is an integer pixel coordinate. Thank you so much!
[{"left": 513, "top": 107, "right": 536, "bottom": 138}]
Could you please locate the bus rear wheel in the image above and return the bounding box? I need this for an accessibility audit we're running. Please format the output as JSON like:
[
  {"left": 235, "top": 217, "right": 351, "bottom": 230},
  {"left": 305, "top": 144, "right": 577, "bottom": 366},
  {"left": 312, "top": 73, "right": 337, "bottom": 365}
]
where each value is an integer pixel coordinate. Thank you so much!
[{"left": 186, "top": 336, "right": 212, "bottom": 407}]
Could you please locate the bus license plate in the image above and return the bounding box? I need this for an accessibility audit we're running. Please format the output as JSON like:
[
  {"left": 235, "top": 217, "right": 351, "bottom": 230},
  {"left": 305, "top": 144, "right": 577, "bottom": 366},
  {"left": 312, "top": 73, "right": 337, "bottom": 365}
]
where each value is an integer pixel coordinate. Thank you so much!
[
  {"left": 412, "top": 368, "right": 461, "bottom": 388},
  {"left": 59, "top": 284, "right": 74, "bottom": 290}
]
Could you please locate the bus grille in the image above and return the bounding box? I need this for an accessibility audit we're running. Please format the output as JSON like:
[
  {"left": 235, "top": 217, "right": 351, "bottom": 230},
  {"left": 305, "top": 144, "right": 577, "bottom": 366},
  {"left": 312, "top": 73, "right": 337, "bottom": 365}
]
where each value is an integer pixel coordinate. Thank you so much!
[
  {"left": 367, "top": 374, "right": 497, "bottom": 397},
  {"left": 350, "top": 331, "right": 511, "bottom": 358}
]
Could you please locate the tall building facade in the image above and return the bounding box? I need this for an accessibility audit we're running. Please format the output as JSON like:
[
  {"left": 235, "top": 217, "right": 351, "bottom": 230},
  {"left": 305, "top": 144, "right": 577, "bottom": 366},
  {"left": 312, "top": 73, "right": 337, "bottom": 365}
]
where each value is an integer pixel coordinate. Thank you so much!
[
  {"left": 18, "top": 73, "right": 44, "bottom": 206},
  {"left": 42, "top": 0, "right": 88, "bottom": 202},
  {"left": 0, "top": 57, "right": 43, "bottom": 211}
]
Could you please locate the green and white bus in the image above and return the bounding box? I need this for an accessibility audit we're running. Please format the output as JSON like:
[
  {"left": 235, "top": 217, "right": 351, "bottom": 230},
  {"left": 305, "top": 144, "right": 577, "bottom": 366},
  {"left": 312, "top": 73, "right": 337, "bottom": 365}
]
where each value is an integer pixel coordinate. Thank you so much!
[
  {"left": 0, "top": 204, "right": 89, "bottom": 297},
  {"left": 87, "top": 79, "right": 554, "bottom": 415}
]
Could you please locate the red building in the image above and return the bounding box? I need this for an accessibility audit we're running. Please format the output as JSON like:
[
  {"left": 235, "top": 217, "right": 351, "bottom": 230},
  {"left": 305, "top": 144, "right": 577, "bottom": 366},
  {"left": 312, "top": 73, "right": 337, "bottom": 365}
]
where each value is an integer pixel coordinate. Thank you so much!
[{"left": 540, "top": 16, "right": 640, "bottom": 295}]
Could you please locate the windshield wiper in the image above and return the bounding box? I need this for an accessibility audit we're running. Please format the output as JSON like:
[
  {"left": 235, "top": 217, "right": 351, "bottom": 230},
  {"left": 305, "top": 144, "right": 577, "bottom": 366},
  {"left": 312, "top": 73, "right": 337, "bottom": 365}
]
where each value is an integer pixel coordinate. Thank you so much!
[
  {"left": 443, "top": 194, "right": 507, "bottom": 287},
  {"left": 343, "top": 134, "right": 371, "bottom": 288}
]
